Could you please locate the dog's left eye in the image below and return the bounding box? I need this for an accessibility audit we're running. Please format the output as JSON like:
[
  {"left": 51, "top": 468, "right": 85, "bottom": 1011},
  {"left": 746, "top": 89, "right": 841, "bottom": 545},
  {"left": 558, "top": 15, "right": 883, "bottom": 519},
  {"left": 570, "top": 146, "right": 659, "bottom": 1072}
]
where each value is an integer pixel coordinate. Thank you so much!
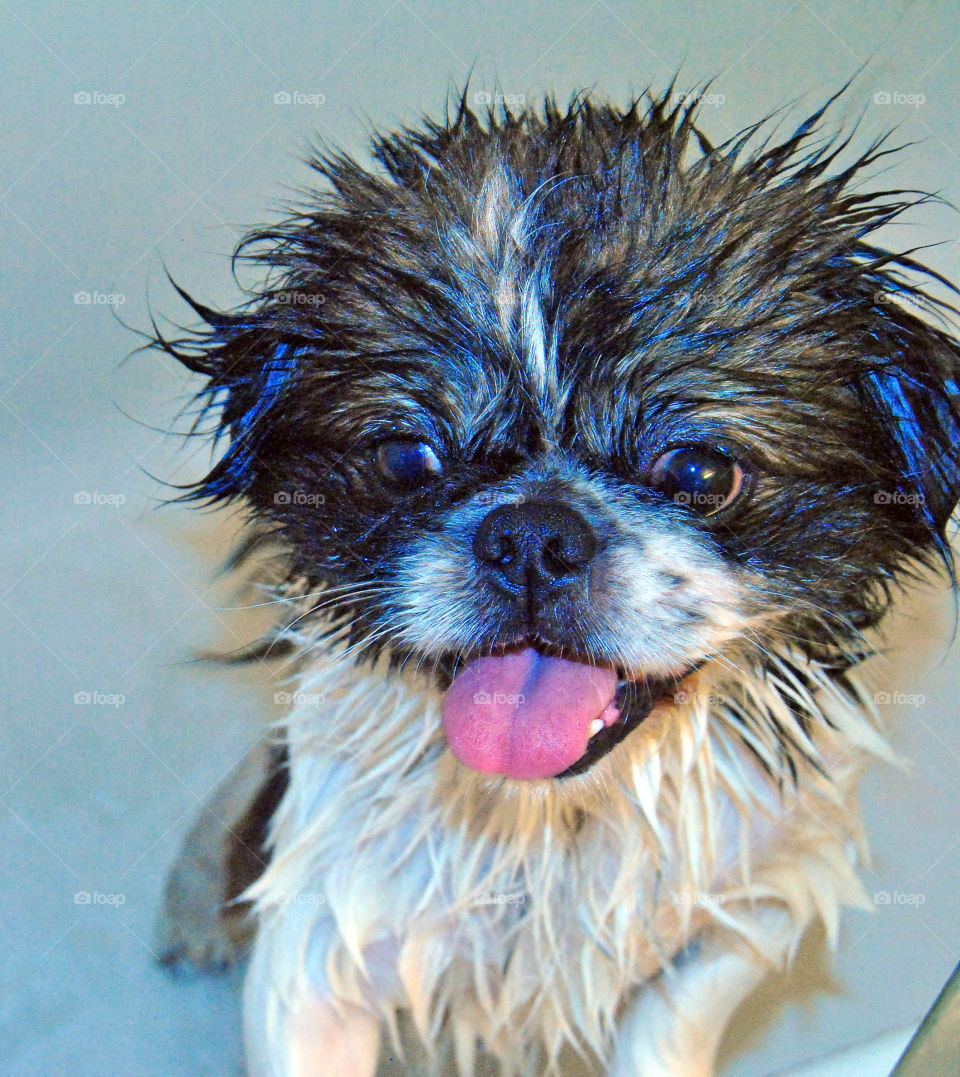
[
  {"left": 649, "top": 446, "right": 746, "bottom": 515},
  {"left": 375, "top": 438, "right": 443, "bottom": 489}
]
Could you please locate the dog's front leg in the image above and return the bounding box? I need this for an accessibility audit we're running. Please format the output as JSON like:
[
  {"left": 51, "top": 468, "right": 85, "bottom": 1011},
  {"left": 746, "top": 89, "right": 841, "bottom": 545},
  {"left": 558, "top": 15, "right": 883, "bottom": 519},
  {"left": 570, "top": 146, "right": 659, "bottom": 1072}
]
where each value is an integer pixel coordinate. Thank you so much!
[
  {"left": 243, "top": 923, "right": 381, "bottom": 1077},
  {"left": 608, "top": 905, "right": 803, "bottom": 1077}
]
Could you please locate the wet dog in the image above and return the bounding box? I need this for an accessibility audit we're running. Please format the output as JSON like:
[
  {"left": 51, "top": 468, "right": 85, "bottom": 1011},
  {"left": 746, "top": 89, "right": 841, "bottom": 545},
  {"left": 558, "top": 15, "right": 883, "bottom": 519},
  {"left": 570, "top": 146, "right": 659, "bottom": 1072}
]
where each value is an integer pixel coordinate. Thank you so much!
[{"left": 154, "top": 87, "right": 960, "bottom": 1076}]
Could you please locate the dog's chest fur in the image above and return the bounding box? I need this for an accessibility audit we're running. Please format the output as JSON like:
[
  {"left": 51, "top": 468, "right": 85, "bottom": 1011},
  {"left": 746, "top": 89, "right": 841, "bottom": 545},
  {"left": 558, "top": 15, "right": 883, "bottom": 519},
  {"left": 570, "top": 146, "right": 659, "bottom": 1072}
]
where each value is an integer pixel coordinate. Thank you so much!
[{"left": 249, "top": 644, "right": 882, "bottom": 1074}]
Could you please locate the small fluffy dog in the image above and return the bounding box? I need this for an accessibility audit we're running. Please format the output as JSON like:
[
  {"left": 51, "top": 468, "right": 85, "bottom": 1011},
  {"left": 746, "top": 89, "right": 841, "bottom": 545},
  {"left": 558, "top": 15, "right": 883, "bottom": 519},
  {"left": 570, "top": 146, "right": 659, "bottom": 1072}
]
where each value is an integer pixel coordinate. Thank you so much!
[{"left": 155, "top": 87, "right": 960, "bottom": 1076}]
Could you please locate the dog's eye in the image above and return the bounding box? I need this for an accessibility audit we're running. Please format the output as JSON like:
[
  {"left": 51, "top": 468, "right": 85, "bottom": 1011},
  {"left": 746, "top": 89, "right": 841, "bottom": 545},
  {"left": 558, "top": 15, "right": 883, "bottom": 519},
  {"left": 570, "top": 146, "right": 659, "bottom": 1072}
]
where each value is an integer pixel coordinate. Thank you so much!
[
  {"left": 649, "top": 446, "right": 745, "bottom": 515},
  {"left": 375, "top": 438, "right": 443, "bottom": 489}
]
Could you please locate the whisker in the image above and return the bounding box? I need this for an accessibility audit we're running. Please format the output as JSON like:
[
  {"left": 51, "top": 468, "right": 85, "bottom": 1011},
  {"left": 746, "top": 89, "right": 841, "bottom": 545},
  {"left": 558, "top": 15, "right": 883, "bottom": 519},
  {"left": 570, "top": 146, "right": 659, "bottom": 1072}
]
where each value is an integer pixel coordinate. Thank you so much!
[{"left": 218, "top": 578, "right": 386, "bottom": 613}]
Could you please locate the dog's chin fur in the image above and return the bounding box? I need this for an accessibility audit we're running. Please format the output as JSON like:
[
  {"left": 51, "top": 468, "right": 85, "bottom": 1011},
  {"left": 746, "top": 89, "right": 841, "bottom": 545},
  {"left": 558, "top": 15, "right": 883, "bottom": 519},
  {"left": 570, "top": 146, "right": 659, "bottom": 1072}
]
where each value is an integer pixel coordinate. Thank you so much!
[
  {"left": 244, "top": 634, "right": 883, "bottom": 1075},
  {"left": 152, "top": 85, "right": 960, "bottom": 1076}
]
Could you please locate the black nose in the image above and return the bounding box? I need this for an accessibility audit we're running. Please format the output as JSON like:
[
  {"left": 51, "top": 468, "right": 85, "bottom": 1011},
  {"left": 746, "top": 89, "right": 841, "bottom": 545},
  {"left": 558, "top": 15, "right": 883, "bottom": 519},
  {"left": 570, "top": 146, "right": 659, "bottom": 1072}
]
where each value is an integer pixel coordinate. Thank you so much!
[{"left": 473, "top": 500, "right": 598, "bottom": 595}]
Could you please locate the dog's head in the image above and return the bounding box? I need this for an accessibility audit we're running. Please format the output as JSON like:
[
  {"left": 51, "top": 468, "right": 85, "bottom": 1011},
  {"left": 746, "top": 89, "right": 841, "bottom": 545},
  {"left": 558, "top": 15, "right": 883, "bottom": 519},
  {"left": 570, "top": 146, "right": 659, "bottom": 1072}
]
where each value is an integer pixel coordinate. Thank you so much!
[{"left": 157, "top": 90, "right": 960, "bottom": 784}]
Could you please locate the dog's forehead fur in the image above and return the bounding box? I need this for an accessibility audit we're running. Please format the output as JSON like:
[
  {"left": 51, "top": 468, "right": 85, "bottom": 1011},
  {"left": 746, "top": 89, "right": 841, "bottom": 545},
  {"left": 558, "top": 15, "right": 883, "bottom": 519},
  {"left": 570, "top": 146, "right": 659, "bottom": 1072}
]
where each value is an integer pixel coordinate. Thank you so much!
[{"left": 203, "top": 94, "right": 937, "bottom": 465}]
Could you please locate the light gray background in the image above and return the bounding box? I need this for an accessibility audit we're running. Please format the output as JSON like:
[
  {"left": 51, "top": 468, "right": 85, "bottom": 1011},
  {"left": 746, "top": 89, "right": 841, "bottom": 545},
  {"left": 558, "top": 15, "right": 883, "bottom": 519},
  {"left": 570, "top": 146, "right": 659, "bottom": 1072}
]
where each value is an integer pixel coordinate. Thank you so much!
[{"left": 1, "top": 1, "right": 958, "bottom": 1074}]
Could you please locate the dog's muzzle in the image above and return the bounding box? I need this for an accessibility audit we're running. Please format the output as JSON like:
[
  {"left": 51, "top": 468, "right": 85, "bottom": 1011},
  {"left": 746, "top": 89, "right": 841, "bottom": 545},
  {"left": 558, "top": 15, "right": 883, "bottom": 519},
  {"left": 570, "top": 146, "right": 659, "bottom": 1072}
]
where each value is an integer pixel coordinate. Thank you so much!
[{"left": 439, "top": 499, "right": 686, "bottom": 781}]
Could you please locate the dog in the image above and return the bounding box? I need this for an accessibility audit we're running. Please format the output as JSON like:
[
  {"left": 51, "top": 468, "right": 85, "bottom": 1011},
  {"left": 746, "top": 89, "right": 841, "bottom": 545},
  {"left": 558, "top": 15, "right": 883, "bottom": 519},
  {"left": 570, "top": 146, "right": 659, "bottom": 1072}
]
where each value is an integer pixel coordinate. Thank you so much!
[{"left": 153, "top": 86, "right": 960, "bottom": 1076}]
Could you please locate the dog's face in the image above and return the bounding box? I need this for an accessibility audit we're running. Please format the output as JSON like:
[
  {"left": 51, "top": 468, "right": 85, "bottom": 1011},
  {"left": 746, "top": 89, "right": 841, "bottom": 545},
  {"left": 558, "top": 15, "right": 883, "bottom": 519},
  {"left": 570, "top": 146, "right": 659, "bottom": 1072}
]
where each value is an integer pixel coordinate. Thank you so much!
[{"left": 160, "top": 92, "right": 960, "bottom": 783}]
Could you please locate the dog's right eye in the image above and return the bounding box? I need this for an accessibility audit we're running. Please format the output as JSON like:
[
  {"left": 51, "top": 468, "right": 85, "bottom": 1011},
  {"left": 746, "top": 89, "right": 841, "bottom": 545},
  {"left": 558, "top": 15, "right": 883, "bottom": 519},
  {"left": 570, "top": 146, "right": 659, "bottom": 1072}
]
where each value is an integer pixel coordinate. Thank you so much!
[
  {"left": 648, "top": 445, "right": 746, "bottom": 515},
  {"left": 375, "top": 438, "right": 443, "bottom": 490}
]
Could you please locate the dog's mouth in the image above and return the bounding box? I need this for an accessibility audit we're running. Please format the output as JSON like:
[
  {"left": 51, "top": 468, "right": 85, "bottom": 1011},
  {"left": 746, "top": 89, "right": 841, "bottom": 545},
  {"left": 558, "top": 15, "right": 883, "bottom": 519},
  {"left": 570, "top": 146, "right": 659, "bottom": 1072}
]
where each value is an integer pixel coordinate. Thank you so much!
[{"left": 438, "top": 641, "right": 693, "bottom": 781}]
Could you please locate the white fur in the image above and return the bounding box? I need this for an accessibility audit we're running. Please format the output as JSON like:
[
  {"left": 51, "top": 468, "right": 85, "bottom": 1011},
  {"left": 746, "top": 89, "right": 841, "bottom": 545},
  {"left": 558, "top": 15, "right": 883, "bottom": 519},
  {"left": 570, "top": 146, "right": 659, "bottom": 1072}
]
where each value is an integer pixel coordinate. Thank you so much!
[
  {"left": 455, "top": 164, "right": 562, "bottom": 405},
  {"left": 242, "top": 632, "right": 886, "bottom": 1076},
  {"left": 609, "top": 903, "right": 804, "bottom": 1077},
  {"left": 392, "top": 473, "right": 749, "bottom": 678}
]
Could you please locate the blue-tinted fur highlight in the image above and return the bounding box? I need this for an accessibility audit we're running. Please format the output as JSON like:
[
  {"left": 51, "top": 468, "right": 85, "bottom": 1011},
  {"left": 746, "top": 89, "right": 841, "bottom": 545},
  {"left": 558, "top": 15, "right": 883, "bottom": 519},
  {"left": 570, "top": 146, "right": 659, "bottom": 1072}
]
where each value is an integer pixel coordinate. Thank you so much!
[{"left": 149, "top": 86, "right": 960, "bottom": 584}]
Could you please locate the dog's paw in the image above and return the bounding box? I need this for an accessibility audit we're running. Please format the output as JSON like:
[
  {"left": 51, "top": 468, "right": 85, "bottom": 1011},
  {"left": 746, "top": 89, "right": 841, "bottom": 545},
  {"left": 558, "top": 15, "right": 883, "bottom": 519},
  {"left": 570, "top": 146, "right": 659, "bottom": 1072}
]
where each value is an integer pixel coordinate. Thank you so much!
[
  {"left": 154, "top": 741, "right": 283, "bottom": 974},
  {"left": 154, "top": 832, "right": 256, "bottom": 973}
]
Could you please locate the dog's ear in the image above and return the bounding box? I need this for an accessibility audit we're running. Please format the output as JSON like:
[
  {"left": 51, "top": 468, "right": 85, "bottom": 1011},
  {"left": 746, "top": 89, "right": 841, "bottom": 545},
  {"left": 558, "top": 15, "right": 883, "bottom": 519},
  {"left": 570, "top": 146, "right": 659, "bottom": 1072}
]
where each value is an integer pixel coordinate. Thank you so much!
[
  {"left": 861, "top": 300, "right": 960, "bottom": 537},
  {"left": 153, "top": 281, "right": 299, "bottom": 504}
]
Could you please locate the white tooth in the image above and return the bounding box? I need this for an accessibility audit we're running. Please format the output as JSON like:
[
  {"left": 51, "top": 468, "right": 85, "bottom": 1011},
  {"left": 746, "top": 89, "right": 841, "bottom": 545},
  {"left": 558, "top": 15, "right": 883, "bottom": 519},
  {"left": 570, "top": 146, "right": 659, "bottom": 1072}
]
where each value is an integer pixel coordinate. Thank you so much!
[{"left": 589, "top": 718, "right": 604, "bottom": 738}]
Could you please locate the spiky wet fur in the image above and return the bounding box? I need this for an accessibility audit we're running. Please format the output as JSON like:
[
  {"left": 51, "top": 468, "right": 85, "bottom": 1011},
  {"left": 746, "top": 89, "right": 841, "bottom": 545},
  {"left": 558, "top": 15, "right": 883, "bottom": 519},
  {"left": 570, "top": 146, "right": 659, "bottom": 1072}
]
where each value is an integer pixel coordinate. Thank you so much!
[
  {"left": 245, "top": 632, "right": 887, "bottom": 1075},
  {"left": 153, "top": 86, "right": 960, "bottom": 1076}
]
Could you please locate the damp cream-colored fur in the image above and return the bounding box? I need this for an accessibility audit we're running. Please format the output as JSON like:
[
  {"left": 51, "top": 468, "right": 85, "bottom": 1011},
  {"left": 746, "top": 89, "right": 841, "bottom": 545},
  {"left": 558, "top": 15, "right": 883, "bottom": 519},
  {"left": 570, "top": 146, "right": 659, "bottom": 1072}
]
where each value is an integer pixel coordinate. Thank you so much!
[{"left": 242, "top": 635, "right": 889, "bottom": 1077}]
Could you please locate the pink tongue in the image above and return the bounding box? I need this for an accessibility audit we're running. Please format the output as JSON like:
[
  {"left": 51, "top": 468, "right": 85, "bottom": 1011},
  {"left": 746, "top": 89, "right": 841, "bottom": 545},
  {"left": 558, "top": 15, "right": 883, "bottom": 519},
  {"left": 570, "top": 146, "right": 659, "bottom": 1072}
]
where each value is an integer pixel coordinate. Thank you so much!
[{"left": 440, "top": 648, "right": 620, "bottom": 780}]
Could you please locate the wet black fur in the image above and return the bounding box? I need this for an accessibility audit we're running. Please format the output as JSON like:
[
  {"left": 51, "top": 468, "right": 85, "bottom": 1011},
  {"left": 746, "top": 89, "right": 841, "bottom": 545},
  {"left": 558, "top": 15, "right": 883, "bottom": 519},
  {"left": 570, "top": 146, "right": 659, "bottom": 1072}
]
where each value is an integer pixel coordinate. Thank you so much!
[{"left": 152, "top": 86, "right": 960, "bottom": 673}]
